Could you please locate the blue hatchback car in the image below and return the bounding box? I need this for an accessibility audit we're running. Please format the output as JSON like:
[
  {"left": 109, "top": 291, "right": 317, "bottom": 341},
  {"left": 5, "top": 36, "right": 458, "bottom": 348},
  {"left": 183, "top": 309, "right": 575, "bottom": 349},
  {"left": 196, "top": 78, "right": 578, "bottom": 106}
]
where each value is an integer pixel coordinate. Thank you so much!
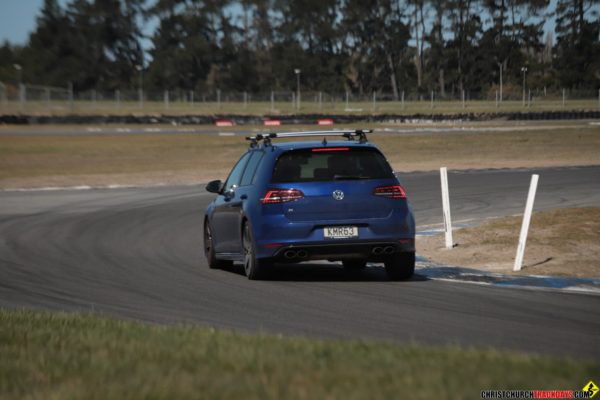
[{"left": 204, "top": 129, "right": 415, "bottom": 280}]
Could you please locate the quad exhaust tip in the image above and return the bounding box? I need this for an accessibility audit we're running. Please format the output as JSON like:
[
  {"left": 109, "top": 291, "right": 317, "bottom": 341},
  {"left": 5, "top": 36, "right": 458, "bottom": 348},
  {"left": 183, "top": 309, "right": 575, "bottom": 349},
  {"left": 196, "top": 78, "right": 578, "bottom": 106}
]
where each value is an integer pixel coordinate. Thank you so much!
[
  {"left": 372, "top": 246, "right": 395, "bottom": 255},
  {"left": 284, "top": 250, "right": 297, "bottom": 259},
  {"left": 284, "top": 250, "right": 308, "bottom": 259},
  {"left": 297, "top": 250, "right": 308, "bottom": 258},
  {"left": 286, "top": 247, "right": 393, "bottom": 258}
]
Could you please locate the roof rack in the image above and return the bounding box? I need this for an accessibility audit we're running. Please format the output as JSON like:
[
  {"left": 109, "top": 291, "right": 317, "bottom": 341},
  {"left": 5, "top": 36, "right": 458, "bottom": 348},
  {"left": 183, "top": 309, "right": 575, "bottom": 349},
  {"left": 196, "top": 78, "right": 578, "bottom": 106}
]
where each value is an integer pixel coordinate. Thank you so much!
[{"left": 246, "top": 129, "right": 372, "bottom": 148}]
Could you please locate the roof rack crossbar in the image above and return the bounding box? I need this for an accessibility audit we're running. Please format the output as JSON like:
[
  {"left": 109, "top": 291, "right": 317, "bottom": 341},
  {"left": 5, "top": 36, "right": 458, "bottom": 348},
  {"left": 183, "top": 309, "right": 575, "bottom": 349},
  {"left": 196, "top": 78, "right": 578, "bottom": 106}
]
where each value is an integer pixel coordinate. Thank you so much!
[{"left": 246, "top": 129, "right": 371, "bottom": 147}]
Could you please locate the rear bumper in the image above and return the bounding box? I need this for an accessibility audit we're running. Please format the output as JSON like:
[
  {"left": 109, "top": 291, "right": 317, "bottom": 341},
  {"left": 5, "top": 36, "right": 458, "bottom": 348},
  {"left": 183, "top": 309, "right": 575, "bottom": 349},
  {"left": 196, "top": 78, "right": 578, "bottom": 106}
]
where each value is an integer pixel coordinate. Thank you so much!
[
  {"left": 264, "top": 239, "right": 415, "bottom": 262},
  {"left": 252, "top": 206, "right": 415, "bottom": 260}
]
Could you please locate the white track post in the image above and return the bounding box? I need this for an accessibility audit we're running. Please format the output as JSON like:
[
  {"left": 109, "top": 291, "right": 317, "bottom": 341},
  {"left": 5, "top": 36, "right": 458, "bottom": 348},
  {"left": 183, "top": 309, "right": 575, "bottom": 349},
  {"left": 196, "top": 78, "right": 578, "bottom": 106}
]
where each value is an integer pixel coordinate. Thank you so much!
[
  {"left": 514, "top": 174, "right": 539, "bottom": 272},
  {"left": 440, "top": 167, "right": 453, "bottom": 249},
  {"left": 68, "top": 82, "right": 74, "bottom": 112},
  {"left": 19, "top": 83, "right": 25, "bottom": 111},
  {"left": 0, "top": 82, "right": 6, "bottom": 108},
  {"left": 562, "top": 88, "right": 565, "bottom": 107},
  {"left": 430, "top": 90, "right": 434, "bottom": 109}
]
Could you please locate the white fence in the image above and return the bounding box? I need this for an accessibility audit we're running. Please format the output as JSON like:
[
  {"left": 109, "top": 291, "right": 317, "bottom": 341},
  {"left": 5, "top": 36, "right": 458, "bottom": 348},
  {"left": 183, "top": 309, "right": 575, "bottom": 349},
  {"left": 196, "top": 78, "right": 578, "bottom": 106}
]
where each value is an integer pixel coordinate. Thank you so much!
[{"left": 1, "top": 82, "right": 599, "bottom": 114}]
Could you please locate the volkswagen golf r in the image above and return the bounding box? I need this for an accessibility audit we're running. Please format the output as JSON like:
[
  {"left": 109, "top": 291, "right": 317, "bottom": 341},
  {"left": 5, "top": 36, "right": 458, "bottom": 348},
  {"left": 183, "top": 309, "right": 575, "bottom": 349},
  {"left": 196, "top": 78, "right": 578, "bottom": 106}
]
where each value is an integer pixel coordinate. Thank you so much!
[{"left": 203, "top": 129, "right": 415, "bottom": 280}]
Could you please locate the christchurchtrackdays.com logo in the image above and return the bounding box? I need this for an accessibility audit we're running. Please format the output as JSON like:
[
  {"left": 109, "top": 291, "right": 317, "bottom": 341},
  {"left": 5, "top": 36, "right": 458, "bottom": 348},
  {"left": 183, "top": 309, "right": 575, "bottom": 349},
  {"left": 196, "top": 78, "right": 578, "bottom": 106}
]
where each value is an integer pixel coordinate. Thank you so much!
[{"left": 481, "top": 380, "right": 598, "bottom": 399}]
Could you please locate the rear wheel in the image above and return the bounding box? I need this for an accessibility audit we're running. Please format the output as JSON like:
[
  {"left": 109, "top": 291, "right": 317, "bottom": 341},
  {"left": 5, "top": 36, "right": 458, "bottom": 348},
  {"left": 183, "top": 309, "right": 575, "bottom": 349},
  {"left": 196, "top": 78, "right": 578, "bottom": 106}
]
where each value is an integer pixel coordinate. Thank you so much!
[
  {"left": 342, "top": 259, "right": 367, "bottom": 271},
  {"left": 204, "top": 221, "right": 232, "bottom": 269},
  {"left": 384, "top": 252, "right": 415, "bottom": 281},
  {"left": 242, "top": 222, "right": 266, "bottom": 280}
]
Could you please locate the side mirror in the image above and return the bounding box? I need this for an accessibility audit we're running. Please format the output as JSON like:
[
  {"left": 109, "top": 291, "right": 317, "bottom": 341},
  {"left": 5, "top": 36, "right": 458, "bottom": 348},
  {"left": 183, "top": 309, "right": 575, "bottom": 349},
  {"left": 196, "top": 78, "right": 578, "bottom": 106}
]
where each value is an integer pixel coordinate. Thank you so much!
[{"left": 206, "top": 180, "right": 223, "bottom": 194}]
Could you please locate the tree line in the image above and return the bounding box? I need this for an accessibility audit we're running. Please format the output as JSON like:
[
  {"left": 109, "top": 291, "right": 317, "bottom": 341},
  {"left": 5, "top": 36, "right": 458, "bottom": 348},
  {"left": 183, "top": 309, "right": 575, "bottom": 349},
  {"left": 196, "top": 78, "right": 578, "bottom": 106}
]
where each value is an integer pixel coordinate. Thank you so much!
[{"left": 0, "top": 0, "right": 598, "bottom": 98}]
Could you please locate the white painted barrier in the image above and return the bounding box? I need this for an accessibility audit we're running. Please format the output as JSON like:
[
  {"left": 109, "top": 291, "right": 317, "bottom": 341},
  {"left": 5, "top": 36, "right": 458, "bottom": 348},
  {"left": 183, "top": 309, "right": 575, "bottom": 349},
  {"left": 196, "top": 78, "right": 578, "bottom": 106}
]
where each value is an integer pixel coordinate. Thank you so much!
[
  {"left": 440, "top": 167, "right": 453, "bottom": 249},
  {"left": 514, "top": 174, "right": 539, "bottom": 271}
]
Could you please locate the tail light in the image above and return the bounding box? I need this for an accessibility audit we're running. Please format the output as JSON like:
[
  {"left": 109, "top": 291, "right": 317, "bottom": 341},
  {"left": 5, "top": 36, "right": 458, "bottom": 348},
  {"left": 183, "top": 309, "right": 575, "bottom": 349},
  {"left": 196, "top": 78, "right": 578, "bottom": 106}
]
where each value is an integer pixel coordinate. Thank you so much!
[
  {"left": 373, "top": 185, "right": 407, "bottom": 199},
  {"left": 261, "top": 189, "right": 304, "bottom": 204}
]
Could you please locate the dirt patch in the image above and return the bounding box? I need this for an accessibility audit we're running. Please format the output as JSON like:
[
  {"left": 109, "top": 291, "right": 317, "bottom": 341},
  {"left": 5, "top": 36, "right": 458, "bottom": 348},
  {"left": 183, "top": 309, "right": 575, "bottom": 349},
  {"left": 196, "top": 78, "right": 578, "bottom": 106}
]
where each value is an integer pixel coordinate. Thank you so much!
[
  {"left": 418, "top": 207, "right": 600, "bottom": 278},
  {"left": 0, "top": 133, "right": 241, "bottom": 188},
  {"left": 0, "top": 169, "right": 227, "bottom": 189},
  {"left": 1, "top": 126, "right": 600, "bottom": 189}
]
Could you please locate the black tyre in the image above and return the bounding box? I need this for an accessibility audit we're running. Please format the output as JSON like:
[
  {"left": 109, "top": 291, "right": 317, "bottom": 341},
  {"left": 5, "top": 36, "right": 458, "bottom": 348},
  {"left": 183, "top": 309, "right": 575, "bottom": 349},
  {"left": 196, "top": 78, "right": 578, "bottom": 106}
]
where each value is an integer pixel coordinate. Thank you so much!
[
  {"left": 242, "top": 222, "right": 266, "bottom": 280},
  {"left": 384, "top": 252, "right": 415, "bottom": 281},
  {"left": 342, "top": 259, "right": 367, "bottom": 271},
  {"left": 204, "top": 221, "right": 232, "bottom": 269}
]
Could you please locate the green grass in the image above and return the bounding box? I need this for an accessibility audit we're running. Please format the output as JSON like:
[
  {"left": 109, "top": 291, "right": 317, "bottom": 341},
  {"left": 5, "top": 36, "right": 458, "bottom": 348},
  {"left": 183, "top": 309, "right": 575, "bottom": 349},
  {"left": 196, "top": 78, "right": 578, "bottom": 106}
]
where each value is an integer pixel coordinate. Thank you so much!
[
  {"left": 0, "top": 308, "right": 597, "bottom": 400},
  {"left": 2, "top": 98, "right": 600, "bottom": 116}
]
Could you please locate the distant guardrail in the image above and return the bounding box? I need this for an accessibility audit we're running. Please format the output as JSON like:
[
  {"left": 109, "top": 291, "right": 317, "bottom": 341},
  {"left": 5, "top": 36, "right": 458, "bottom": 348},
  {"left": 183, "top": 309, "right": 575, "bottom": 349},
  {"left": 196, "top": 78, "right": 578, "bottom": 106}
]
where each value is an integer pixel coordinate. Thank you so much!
[{"left": 1, "top": 111, "right": 600, "bottom": 125}]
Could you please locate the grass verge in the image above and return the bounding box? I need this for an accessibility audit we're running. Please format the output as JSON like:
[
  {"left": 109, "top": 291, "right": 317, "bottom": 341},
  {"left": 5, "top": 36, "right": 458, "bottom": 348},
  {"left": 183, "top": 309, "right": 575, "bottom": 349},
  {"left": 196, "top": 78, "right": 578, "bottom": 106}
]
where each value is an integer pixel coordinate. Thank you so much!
[
  {"left": 1, "top": 123, "right": 599, "bottom": 188},
  {"left": 1, "top": 308, "right": 597, "bottom": 400},
  {"left": 418, "top": 206, "right": 600, "bottom": 277}
]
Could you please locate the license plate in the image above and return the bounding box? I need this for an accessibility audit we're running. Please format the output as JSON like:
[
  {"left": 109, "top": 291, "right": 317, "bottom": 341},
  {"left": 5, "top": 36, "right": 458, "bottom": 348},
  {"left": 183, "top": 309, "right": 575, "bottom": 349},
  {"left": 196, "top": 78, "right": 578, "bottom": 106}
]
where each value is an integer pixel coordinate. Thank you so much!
[{"left": 324, "top": 226, "right": 358, "bottom": 239}]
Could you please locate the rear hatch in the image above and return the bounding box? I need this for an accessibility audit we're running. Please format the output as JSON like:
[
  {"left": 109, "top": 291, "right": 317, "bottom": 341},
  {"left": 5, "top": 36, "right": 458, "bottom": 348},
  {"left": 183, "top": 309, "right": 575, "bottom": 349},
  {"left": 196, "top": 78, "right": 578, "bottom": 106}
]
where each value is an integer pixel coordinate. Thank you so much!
[{"left": 266, "top": 146, "right": 402, "bottom": 222}]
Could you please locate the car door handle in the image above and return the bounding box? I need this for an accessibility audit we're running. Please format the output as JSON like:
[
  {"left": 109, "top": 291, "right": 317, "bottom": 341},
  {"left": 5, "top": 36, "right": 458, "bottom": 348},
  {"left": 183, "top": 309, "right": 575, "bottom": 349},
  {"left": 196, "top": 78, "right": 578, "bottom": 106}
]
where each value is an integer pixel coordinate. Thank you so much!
[{"left": 240, "top": 194, "right": 248, "bottom": 200}]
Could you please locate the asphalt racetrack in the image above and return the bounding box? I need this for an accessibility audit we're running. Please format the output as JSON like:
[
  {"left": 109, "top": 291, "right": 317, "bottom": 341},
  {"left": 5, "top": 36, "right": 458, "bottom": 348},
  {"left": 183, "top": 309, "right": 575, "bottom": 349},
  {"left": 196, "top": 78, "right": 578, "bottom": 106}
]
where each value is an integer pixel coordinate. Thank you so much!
[{"left": 1, "top": 166, "right": 599, "bottom": 359}]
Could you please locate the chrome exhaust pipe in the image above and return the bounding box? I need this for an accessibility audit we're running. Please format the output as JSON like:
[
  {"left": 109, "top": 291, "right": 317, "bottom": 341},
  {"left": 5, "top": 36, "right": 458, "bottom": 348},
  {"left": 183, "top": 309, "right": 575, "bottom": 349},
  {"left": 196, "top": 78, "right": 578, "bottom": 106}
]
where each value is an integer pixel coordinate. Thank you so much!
[
  {"left": 284, "top": 250, "right": 297, "bottom": 259},
  {"left": 372, "top": 247, "right": 383, "bottom": 255},
  {"left": 384, "top": 246, "right": 395, "bottom": 255},
  {"left": 297, "top": 250, "right": 308, "bottom": 259}
]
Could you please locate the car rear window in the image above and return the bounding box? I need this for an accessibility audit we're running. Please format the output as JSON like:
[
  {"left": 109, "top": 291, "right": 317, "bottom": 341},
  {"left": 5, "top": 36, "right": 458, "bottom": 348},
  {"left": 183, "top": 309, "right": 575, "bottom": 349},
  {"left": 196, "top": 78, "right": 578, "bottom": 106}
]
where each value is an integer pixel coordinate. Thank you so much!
[{"left": 271, "top": 147, "right": 394, "bottom": 183}]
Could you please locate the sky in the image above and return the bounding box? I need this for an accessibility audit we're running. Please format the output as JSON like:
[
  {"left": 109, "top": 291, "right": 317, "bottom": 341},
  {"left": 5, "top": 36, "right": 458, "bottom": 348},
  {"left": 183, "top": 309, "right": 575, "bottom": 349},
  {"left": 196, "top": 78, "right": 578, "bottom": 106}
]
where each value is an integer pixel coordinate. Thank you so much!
[
  {"left": 0, "top": 0, "right": 573, "bottom": 48},
  {"left": 0, "top": 0, "right": 45, "bottom": 45},
  {"left": 0, "top": 0, "right": 158, "bottom": 50}
]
